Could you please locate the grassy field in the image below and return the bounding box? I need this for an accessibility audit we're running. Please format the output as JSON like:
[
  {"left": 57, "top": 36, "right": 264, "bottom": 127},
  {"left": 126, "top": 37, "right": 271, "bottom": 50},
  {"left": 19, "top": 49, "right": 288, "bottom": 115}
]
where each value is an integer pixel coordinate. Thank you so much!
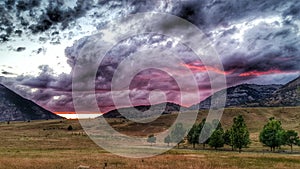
[{"left": 0, "top": 107, "right": 300, "bottom": 169}]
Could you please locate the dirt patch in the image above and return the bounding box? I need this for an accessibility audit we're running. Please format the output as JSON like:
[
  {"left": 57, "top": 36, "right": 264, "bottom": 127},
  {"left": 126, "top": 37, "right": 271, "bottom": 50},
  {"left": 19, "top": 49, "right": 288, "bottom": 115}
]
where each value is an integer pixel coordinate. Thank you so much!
[{"left": 183, "top": 154, "right": 205, "bottom": 158}]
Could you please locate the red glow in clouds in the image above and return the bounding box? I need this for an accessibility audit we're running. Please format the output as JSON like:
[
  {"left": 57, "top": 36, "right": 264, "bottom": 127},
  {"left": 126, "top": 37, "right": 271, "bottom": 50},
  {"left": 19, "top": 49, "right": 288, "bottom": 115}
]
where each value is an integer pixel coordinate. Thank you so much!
[
  {"left": 182, "top": 62, "right": 233, "bottom": 75},
  {"left": 239, "top": 69, "right": 288, "bottom": 77}
]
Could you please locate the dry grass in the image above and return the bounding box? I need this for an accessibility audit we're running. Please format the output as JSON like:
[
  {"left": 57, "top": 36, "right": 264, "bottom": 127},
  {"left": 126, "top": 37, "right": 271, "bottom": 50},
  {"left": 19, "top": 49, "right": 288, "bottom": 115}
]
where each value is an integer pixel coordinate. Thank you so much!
[{"left": 0, "top": 107, "right": 300, "bottom": 169}]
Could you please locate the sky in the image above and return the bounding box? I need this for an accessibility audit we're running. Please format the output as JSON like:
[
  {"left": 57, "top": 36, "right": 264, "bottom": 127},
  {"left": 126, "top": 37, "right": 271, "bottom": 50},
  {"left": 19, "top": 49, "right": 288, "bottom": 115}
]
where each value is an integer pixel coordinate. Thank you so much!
[{"left": 0, "top": 0, "right": 300, "bottom": 116}]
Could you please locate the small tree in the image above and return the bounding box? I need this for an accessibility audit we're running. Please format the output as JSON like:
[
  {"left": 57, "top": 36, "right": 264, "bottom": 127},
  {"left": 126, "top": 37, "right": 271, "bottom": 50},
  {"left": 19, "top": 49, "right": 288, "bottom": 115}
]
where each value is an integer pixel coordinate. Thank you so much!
[
  {"left": 164, "top": 135, "right": 171, "bottom": 146},
  {"left": 187, "top": 124, "right": 200, "bottom": 148},
  {"left": 208, "top": 119, "right": 224, "bottom": 150},
  {"left": 170, "top": 123, "right": 186, "bottom": 148},
  {"left": 223, "top": 129, "right": 233, "bottom": 150},
  {"left": 67, "top": 125, "right": 73, "bottom": 131},
  {"left": 198, "top": 119, "right": 212, "bottom": 149},
  {"left": 208, "top": 129, "right": 224, "bottom": 150},
  {"left": 231, "top": 115, "right": 251, "bottom": 153},
  {"left": 147, "top": 134, "right": 156, "bottom": 146},
  {"left": 259, "top": 117, "right": 285, "bottom": 152},
  {"left": 284, "top": 130, "right": 300, "bottom": 152},
  {"left": 212, "top": 119, "right": 223, "bottom": 132}
]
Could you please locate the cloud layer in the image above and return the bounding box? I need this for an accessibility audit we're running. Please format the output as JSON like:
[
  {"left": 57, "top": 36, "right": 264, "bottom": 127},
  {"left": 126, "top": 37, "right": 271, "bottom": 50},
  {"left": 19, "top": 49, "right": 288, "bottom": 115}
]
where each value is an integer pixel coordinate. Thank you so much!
[{"left": 0, "top": 0, "right": 299, "bottom": 113}]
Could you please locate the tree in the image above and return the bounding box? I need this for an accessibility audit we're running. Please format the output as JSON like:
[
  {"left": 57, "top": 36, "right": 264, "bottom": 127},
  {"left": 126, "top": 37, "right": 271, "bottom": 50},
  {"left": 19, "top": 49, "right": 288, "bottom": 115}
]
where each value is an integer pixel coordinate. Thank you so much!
[
  {"left": 259, "top": 117, "right": 286, "bottom": 152},
  {"left": 198, "top": 119, "right": 212, "bottom": 149},
  {"left": 187, "top": 124, "right": 200, "bottom": 148},
  {"left": 223, "top": 129, "right": 233, "bottom": 150},
  {"left": 208, "top": 129, "right": 224, "bottom": 150},
  {"left": 170, "top": 123, "right": 186, "bottom": 148},
  {"left": 284, "top": 130, "right": 300, "bottom": 152},
  {"left": 67, "top": 125, "right": 73, "bottom": 131},
  {"left": 231, "top": 115, "right": 251, "bottom": 153},
  {"left": 147, "top": 134, "right": 156, "bottom": 146},
  {"left": 208, "top": 119, "right": 224, "bottom": 150},
  {"left": 212, "top": 119, "right": 223, "bottom": 132},
  {"left": 164, "top": 135, "right": 171, "bottom": 146}
]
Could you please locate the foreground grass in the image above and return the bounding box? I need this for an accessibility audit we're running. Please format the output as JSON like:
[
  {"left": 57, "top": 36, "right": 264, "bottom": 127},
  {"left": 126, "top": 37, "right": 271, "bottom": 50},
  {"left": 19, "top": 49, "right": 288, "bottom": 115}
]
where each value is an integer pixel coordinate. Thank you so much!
[
  {"left": 1, "top": 147, "right": 300, "bottom": 169},
  {"left": 1, "top": 107, "right": 300, "bottom": 169}
]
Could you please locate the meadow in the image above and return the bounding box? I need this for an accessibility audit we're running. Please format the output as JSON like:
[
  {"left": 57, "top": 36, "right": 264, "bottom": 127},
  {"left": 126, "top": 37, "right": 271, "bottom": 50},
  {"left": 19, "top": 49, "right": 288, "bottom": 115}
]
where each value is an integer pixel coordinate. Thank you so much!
[{"left": 0, "top": 107, "right": 300, "bottom": 169}]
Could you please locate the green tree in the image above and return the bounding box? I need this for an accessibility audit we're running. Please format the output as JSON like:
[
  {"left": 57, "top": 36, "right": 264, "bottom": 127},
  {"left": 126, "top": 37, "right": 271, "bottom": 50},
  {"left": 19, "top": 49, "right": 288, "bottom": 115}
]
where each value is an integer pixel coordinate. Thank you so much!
[
  {"left": 170, "top": 123, "right": 186, "bottom": 148},
  {"left": 212, "top": 119, "right": 223, "bottom": 132},
  {"left": 164, "top": 135, "right": 171, "bottom": 146},
  {"left": 208, "top": 129, "right": 224, "bottom": 150},
  {"left": 223, "top": 129, "right": 233, "bottom": 150},
  {"left": 259, "top": 117, "right": 286, "bottom": 152},
  {"left": 231, "top": 115, "right": 251, "bottom": 153},
  {"left": 187, "top": 124, "right": 200, "bottom": 148},
  {"left": 198, "top": 119, "right": 212, "bottom": 149},
  {"left": 147, "top": 134, "right": 156, "bottom": 146},
  {"left": 284, "top": 130, "right": 300, "bottom": 152},
  {"left": 208, "top": 119, "right": 224, "bottom": 150}
]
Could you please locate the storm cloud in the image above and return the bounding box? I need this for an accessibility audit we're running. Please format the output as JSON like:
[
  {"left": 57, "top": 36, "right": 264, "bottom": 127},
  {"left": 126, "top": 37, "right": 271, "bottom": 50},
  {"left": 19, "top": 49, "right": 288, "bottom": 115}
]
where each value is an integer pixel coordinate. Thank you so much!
[{"left": 0, "top": 0, "right": 299, "bottom": 113}]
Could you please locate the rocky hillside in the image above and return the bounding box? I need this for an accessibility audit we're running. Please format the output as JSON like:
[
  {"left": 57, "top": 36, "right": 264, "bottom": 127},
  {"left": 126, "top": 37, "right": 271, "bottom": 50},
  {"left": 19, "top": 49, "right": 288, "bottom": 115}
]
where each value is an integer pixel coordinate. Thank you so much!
[
  {"left": 195, "top": 84, "right": 282, "bottom": 109},
  {"left": 0, "top": 84, "right": 62, "bottom": 121},
  {"left": 193, "top": 76, "right": 300, "bottom": 109},
  {"left": 265, "top": 76, "right": 300, "bottom": 106}
]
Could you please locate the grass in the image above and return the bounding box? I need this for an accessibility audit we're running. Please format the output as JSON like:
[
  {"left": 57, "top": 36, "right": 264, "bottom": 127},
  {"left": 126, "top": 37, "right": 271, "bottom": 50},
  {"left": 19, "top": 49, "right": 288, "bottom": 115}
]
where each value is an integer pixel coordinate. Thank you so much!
[{"left": 0, "top": 107, "right": 300, "bottom": 169}]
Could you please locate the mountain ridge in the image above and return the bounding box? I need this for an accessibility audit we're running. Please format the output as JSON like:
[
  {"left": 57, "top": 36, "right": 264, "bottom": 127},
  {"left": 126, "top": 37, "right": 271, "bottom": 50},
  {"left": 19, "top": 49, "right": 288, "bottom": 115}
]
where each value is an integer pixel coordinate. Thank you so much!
[
  {"left": 264, "top": 76, "right": 300, "bottom": 106},
  {"left": 103, "top": 102, "right": 183, "bottom": 118},
  {"left": 0, "top": 84, "right": 63, "bottom": 121},
  {"left": 103, "top": 76, "right": 300, "bottom": 118}
]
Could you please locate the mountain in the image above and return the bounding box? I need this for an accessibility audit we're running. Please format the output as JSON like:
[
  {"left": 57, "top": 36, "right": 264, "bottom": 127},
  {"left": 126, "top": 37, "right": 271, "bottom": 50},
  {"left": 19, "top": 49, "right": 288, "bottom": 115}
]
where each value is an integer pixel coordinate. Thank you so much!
[
  {"left": 194, "top": 84, "right": 283, "bottom": 109},
  {"left": 193, "top": 76, "right": 300, "bottom": 109},
  {"left": 265, "top": 76, "right": 300, "bottom": 106},
  {"left": 103, "top": 76, "right": 300, "bottom": 118},
  {"left": 0, "top": 84, "right": 62, "bottom": 121},
  {"left": 103, "top": 102, "right": 182, "bottom": 118}
]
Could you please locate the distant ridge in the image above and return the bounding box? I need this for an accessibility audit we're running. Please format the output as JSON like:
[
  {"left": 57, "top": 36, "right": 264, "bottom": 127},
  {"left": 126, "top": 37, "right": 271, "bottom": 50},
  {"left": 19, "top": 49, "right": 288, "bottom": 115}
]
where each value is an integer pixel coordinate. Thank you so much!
[
  {"left": 103, "top": 102, "right": 182, "bottom": 118},
  {"left": 100, "top": 76, "right": 300, "bottom": 118},
  {"left": 193, "top": 84, "right": 282, "bottom": 109},
  {"left": 265, "top": 76, "right": 300, "bottom": 106},
  {"left": 0, "top": 84, "right": 63, "bottom": 121},
  {"left": 192, "top": 75, "right": 300, "bottom": 109}
]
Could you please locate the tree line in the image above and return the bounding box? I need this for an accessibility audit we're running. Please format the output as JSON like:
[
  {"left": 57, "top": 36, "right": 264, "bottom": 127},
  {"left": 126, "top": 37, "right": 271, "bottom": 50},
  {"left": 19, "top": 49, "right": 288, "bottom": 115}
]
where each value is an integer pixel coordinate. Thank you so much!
[
  {"left": 147, "top": 115, "right": 300, "bottom": 153},
  {"left": 186, "top": 115, "right": 251, "bottom": 153}
]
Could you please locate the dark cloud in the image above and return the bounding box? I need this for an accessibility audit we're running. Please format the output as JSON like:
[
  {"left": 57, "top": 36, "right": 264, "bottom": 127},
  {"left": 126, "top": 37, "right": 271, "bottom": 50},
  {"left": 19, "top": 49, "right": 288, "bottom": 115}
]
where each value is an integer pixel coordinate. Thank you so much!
[
  {"left": 219, "top": 20, "right": 300, "bottom": 75},
  {"left": 1, "top": 71, "right": 16, "bottom": 76},
  {"left": 16, "top": 0, "right": 40, "bottom": 11},
  {"left": 176, "top": 0, "right": 292, "bottom": 30},
  {"left": 29, "top": 0, "right": 94, "bottom": 33},
  {"left": 0, "top": 65, "right": 74, "bottom": 112},
  {"left": 0, "top": 0, "right": 176, "bottom": 45},
  {"left": 1, "top": 0, "right": 300, "bottom": 113},
  {"left": 15, "top": 47, "right": 25, "bottom": 52}
]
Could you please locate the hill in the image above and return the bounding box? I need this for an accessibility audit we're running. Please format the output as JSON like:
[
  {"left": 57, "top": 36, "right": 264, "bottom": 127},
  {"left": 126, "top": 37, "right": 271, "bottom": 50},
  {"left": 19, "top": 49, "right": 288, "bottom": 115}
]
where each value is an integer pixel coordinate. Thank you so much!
[
  {"left": 0, "top": 84, "right": 62, "bottom": 121},
  {"left": 192, "top": 76, "right": 300, "bottom": 109},
  {"left": 194, "top": 84, "right": 282, "bottom": 109},
  {"left": 105, "top": 107, "right": 300, "bottom": 138},
  {"left": 265, "top": 76, "right": 300, "bottom": 106},
  {"left": 103, "top": 102, "right": 182, "bottom": 119}
]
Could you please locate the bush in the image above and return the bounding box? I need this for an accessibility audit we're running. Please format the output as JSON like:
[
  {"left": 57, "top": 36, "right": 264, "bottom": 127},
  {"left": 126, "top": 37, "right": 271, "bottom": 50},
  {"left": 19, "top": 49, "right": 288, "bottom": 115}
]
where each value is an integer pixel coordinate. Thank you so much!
[{"left": 67, "top": 125, "right": 73, "bottom": 131}]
